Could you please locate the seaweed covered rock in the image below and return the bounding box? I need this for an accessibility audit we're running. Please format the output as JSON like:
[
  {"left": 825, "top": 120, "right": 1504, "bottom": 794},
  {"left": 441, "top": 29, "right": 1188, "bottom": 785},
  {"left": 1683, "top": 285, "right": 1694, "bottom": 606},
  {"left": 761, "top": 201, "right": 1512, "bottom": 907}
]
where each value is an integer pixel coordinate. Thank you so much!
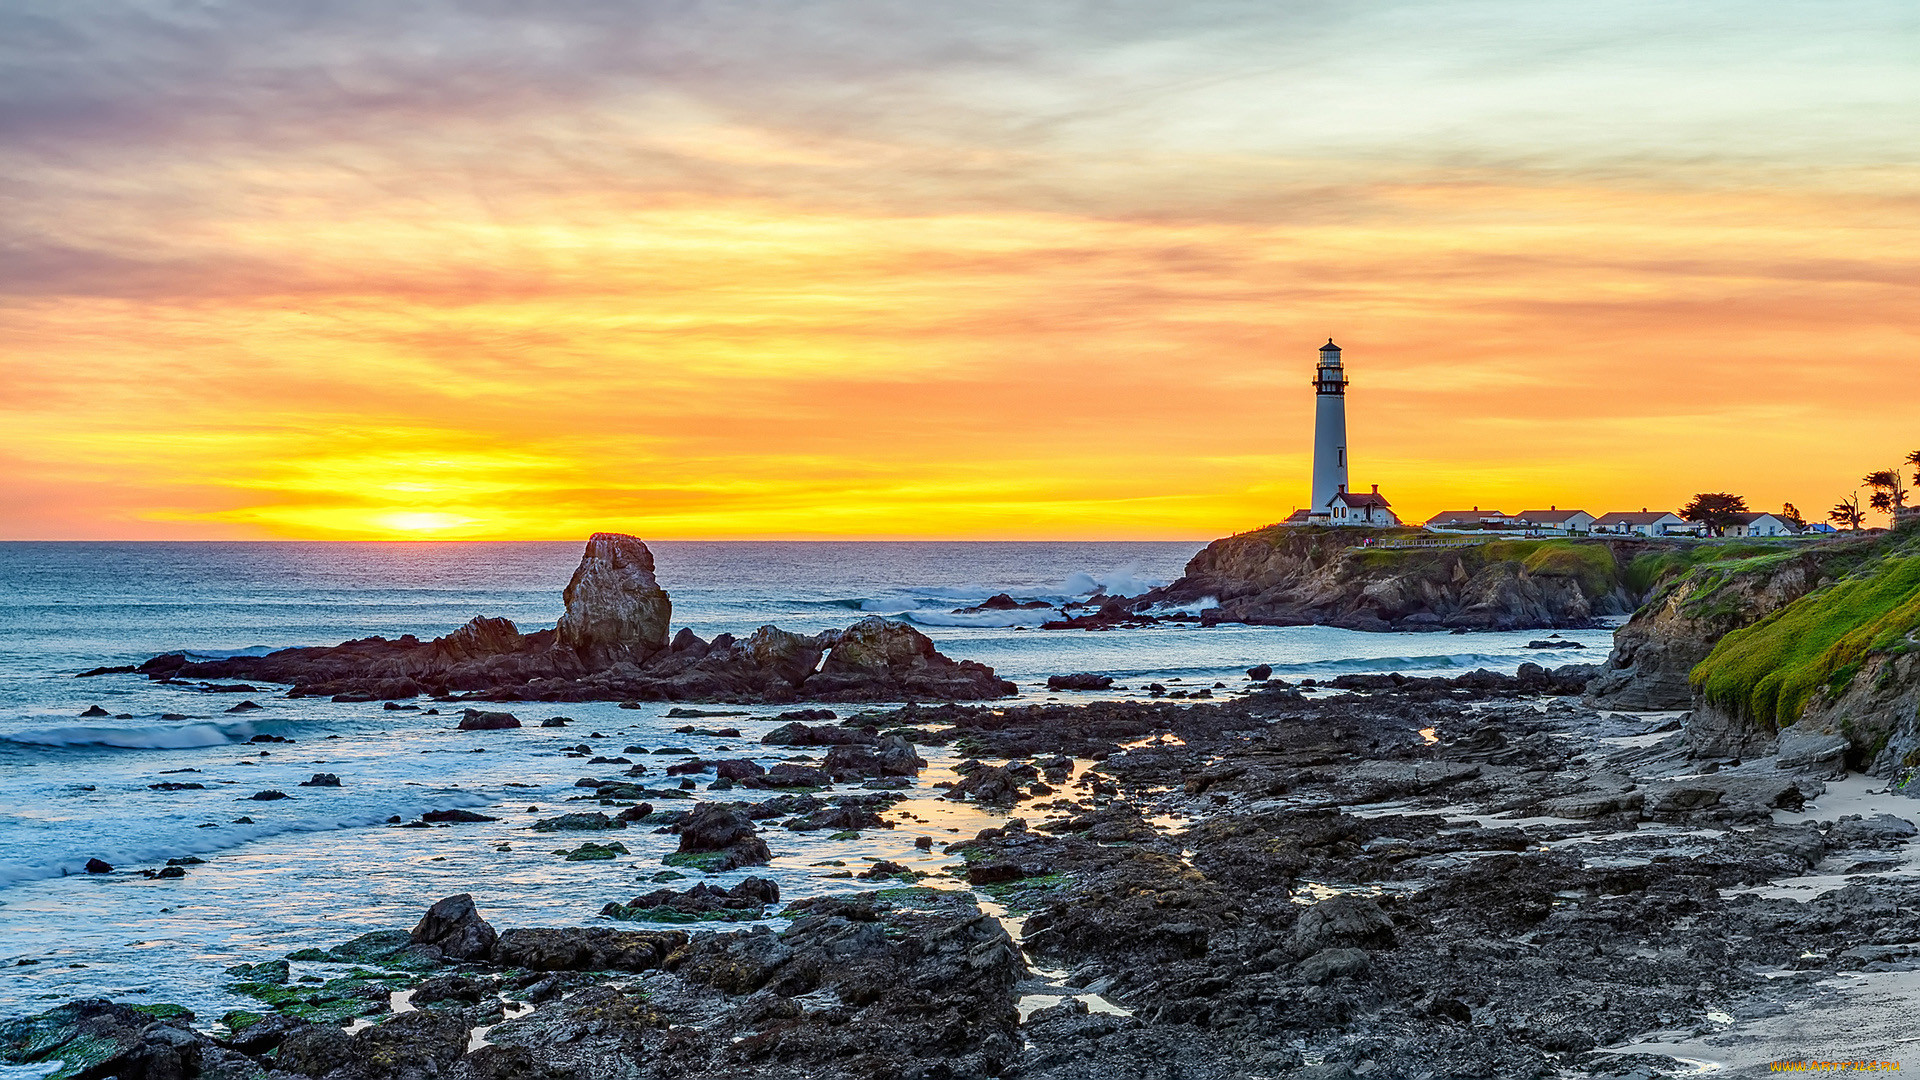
[{"left": 0, "top": 999, "right": 216, "bottom": 1080}]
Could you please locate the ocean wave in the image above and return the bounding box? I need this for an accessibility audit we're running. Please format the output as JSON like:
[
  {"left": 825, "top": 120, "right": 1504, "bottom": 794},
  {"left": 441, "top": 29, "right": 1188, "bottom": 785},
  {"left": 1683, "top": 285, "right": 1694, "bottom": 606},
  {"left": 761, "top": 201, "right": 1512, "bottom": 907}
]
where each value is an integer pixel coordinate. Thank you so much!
[
  {"left": 3, "top": 720, "right": 267, "bottom": 749},
  {"left": 896, "top": 609, "right": 1049, "bottom": 628},
  {"left": 1059, "top": 567, "right": 1169, "bottom": 598},
  {"left": 1272, "top": 653, "right": 1532, "bottom": 676},
  {"left": 0, "top": 790, "right": 500, "bottom": 887}
]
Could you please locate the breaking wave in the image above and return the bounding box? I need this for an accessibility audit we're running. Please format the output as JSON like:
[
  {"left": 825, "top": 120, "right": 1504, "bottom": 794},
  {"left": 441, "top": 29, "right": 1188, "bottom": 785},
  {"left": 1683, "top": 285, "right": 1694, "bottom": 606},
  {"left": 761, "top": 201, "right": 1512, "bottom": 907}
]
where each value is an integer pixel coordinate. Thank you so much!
[{"left": 4, "top": 720, "right": 270, "bottom": 749}]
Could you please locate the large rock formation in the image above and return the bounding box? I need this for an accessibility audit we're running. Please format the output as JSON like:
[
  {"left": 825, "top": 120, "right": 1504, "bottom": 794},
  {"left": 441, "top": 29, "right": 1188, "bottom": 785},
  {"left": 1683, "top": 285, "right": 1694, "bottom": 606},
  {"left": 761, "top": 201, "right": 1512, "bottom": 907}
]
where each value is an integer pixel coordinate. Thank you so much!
[
  {"left": 133, "top": 535, "right": 1014, "bottom": 704},
  {"left": 1678, "top": 527, "right": 1920, "bottom": 767},
  {"left": 555, "top": 532, "right": 672, "bottom": 666},
  {"left": 1147, "top": 527, "right": 1661, "bottom": 632},
  {"left": 1586, "top": 549, "right": 1832, "bottom": 712}
]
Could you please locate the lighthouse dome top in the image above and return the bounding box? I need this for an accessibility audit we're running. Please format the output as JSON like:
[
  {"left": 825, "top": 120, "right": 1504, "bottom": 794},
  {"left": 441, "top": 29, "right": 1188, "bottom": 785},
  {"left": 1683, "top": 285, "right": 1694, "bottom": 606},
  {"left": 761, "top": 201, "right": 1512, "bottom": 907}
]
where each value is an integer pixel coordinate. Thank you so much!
[{"left": 1320, "top": 339, "right": 1341, "bottom": 353}]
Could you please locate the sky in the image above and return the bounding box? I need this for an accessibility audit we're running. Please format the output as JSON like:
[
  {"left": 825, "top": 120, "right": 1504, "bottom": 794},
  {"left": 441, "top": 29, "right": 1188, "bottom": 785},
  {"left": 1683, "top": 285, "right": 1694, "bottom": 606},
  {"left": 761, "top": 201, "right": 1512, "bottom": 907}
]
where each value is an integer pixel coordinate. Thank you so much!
[{"left": 2, "top": 0, "right": 1916, "bottom": 540}]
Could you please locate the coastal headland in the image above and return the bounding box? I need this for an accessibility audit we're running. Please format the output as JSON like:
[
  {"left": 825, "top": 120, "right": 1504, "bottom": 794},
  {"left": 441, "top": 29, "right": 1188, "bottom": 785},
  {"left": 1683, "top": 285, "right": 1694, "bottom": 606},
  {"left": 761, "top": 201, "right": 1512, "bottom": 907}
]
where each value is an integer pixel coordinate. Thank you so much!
[{"left": 10, "top": 522, "right": 1920, "bottom": 1078}]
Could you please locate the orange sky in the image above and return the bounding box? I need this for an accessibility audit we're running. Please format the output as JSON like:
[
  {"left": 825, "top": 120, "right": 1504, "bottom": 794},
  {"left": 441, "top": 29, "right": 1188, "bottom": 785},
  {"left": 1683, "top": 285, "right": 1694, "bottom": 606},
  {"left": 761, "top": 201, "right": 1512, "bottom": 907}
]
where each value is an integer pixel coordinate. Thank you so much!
[{"left": 2, "top": 3, "right": 1916, "bottom": 539}]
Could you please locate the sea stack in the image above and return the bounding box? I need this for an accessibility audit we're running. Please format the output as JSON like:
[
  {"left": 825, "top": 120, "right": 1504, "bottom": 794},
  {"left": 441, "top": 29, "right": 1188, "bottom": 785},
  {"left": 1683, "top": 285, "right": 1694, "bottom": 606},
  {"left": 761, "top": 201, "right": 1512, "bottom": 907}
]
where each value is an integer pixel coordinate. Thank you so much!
[{"left": 555, "top": 532, "right": 673, "bottom": 666}]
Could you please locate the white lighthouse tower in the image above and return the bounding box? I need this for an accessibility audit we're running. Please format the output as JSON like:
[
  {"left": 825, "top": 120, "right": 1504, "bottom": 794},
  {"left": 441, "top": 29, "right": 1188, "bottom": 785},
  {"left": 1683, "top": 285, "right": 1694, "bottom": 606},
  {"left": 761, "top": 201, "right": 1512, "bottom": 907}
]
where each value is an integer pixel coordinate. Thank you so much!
[{"left": 1308, "top": 338, "right": 1349, "bottom": 521}]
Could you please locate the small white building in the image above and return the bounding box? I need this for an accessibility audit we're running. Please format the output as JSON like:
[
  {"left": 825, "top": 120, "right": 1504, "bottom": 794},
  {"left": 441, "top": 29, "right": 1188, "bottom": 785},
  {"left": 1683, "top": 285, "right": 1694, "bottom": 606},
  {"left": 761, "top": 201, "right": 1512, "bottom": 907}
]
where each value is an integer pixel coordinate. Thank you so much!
[
  {"left": 1425, "top": 507, "right": 1514, "bottom": 529},
  {"left": 1592, "top": 509, "right": 1687, "bottom": 537},
  {"left": 1514, "top": 507, "right": 1596, "bottom": 534},
  {"left": 1727, "top": 512, "right": 1798, "bottom": 538},
  {"left": 1327, "top": 485, "right": 1400, "bottom": 527}
]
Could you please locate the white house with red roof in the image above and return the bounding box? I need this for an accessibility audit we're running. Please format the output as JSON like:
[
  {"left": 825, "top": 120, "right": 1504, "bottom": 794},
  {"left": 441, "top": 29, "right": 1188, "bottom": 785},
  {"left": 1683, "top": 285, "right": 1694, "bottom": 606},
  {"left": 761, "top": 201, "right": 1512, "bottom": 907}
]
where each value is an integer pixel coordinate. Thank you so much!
[{"left": 1327, "top": 484, "right": 1400, "bottom": 527}]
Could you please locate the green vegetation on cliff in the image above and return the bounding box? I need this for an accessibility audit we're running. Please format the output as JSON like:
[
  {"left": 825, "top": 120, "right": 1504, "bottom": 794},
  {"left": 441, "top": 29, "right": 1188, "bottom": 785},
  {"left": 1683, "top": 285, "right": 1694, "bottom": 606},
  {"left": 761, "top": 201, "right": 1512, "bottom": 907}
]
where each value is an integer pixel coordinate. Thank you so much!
[
  {"left": 1690, "top": 530, "right": 1920, "bottom": 731},
  {"left": 1339, "top": 535, "right": 1632, "bottom": 598}
]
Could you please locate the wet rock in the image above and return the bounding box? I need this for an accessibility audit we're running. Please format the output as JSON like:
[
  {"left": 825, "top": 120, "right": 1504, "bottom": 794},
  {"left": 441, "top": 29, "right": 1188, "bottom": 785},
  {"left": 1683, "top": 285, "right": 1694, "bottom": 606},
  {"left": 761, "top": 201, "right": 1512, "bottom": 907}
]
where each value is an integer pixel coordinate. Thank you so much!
[
  {"left": 410, "top": 893, "right": 499, "bottom": 961},
  {"left": 298, "top": 773, "right": 341, "bottom": 787},
  {"left": 0, "top": 999, "right": 212, "bottom": 1080},
  {"left": 555, "top": 841, "right": 629, "bottom": 861},
  {"left": 246, "top": 790, "right": 291, "bottom": 801},
  {"left": 530, "top": 812, "right": 624, "bottom": 832},
  {"left": 1246, "top": 664, "right": 1273, "bottom": 681},
  {"left": 822, "top": 735, "right": 926, "bottom": 780},
  {"left": 742, "top": 763, "right": 831, "bottom": 789},
  {"left": 760, "top": 722, "right": 876, "bottom": 747},
  {"left": 80, "top": 705, "right": 112, "bottom": 717},
  {"left": 83, "top": 858, "right": 114, "bottom": 873},
  {"left": 491, "top": 927, "right": 687, "bottom": 972},
  {"left": 1048, "top": 673, "right": 1113, "bottom": 691},
  {"left": 668, "top": 803, "right": 771, "bottom": 871},
  {"left": 459, "top": 709, "right": 522, "bottom": 731},
  {"left": 420, "top": 809, "right": 498, "bottom": 823},
  {"left": 602, "top": 877, "right": 780, "bottom": 922},
  {"left": 1297, "top": 946, "right": 1369, "bottom": 983},
  {"left": 226, "top": 700, "right": 263, "bottom": 712}
]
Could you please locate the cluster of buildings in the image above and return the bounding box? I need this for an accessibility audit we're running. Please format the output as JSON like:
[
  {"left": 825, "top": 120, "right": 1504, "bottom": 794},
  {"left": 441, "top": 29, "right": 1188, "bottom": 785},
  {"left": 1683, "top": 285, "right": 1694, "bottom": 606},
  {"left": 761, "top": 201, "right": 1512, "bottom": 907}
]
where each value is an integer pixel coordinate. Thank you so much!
[
  {"left": 1279, "top": 340, "right": 1838, "bottom": 538},
  {"left": 1422, "top": 507, "right": 1832, "bottom": 537}
]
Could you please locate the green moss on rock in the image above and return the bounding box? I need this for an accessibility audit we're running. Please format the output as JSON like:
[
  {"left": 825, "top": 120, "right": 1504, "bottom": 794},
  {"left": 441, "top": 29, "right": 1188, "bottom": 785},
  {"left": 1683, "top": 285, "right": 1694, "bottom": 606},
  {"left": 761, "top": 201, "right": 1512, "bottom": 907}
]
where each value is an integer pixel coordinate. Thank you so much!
[{"left": 1692, "top": 545, "right": 1920, "bottom": 730}]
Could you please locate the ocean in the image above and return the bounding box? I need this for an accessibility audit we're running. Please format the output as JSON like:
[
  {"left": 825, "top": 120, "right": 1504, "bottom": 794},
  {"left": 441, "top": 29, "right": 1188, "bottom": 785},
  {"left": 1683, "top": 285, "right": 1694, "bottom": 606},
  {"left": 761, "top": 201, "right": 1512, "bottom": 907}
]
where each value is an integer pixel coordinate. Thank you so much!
[{"left": 0, "top": 540, "right": 1616, "bottom": 1020}]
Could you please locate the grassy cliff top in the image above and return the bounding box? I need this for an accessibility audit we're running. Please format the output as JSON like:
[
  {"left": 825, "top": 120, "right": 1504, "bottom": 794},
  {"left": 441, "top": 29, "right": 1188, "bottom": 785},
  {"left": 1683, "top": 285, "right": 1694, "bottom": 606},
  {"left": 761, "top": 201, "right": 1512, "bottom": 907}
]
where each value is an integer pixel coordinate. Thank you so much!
[{"left": 1690, "top": 526, "right": 1920, "bottom": 731}]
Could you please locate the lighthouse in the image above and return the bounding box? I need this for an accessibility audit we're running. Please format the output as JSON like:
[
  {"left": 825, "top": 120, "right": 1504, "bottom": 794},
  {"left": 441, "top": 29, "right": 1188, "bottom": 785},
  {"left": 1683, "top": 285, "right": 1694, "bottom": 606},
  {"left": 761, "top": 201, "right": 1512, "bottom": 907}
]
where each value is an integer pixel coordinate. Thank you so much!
[{"left": 1309, "top": 338, "right": 1348, "bottom": 521}]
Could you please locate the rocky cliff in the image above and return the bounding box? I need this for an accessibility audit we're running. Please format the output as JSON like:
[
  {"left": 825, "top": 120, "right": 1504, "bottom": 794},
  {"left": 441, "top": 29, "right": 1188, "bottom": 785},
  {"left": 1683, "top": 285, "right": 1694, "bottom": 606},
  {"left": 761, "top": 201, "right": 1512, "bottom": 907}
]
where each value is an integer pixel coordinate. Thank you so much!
[
  {"left": 1580, "top": 525, "right": 1920, "bottom": 780},
  {"left": 1152, "top": 526, "right": 1659, "bottom": 632},
  {"left": 1679, "top": 528, "right": 1920, "bottom": 771},
  {"left": 1585, "top": 547, "right": 1837, "bottom": 713},
  {"left": 135, "top": 534, "right": 1015, "bottom": 704}
]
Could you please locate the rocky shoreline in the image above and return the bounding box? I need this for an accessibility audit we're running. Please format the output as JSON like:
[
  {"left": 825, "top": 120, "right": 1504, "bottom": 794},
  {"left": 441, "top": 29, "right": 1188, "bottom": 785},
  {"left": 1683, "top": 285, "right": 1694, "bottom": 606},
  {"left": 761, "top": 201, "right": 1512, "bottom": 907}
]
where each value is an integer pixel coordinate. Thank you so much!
[{"left": 13, "top": 663, "right": 1920, "bottom": 1079}]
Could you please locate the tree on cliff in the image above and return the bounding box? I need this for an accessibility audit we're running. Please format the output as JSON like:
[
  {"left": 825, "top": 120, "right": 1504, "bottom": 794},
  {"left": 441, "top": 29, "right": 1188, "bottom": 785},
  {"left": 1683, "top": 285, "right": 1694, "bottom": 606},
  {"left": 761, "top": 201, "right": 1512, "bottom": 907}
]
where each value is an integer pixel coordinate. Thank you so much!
[
  {"left": 1864, "top": 467, "right": 1909, "bottom": 517},
  {"left": 1780, "top": 503, "right": 1804, "bottom": 527},
  {"left": 1681, "top": 492, "right": 1749, "bottom": 537},
  {"left": 1829, "top": 494, "right": 1865, "bottom": 531}
]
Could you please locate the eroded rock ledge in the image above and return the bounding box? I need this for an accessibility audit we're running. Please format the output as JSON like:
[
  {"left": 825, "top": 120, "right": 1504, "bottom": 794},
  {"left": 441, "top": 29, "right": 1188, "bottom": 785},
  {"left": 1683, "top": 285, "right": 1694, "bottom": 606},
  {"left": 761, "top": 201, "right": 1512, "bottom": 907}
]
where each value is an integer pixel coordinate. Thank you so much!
[{"left": 132, "top": 533, "right": 1015, "bottom": 704}]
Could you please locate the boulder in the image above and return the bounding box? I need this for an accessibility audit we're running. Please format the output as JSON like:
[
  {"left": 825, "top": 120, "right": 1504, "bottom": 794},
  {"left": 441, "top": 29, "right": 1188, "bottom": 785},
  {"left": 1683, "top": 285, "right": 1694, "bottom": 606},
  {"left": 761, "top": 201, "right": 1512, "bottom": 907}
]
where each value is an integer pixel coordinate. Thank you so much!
[
  {"left": 530, "top": 812, "right": 624, "bottom": 832},
  {"left": 1048, "top": 674, "right": 1113, "bottom": 691},
  {"left": 807, "top": 617, "right": 1017, "bottom": 700},
  {"left": 430, "top": 615, "right": 523, "bottom": 662},
  {"left": 409, "top": 893, "right": 497, "bottom": 961},
  {"left": 1298, "top": 946, "right": 1370, "bottom": 983},
  {"left": 823, "top": 735, "right": 926, "bottom": 780},
  {"left": 744, "top": 625, "right": 825, "bottom": 686},
  {"left": 0, "top": 999, "right": 213, "bottom": 1080},
  {"left": 458, "top": 709, "right": 521, "bottom": 731},
  {"left": 555, "top": 533, "right": 673, "bottom": 666},
  {"left": 491, "top": 927, "right": 687, "bottom": 972},
  {"left": 1289, "top": 896, "right": 1395, "bottom": 954},
  {"left": 672, "top": 802, "right": 771, "bottom": 871}
]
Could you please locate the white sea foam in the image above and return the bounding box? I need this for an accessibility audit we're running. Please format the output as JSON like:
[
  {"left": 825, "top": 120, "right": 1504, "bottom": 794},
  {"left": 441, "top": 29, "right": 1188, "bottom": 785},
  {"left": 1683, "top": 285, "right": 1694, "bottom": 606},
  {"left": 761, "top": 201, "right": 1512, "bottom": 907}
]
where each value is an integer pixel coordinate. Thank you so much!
[
  {"left": 3, "top": 721, "right": 262, "bottom": 749},
  {"left": 1059, "top": 566, "right": 1169, "bottom": 598}
]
